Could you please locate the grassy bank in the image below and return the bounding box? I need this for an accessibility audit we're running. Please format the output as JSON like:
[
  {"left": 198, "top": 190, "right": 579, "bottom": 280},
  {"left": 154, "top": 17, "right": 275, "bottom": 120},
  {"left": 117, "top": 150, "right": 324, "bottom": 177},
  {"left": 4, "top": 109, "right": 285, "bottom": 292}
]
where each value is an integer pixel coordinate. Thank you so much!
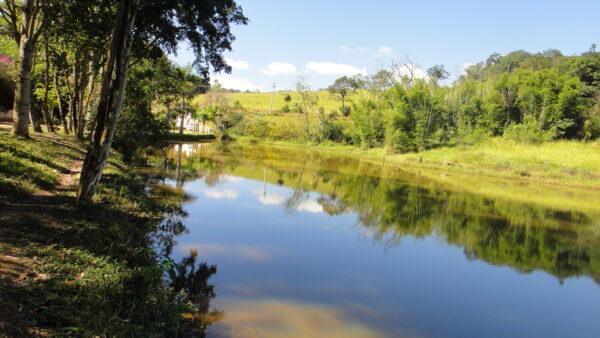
[
  {"left": 235, "top": 136, "right": 600, "bottom": 191},
  {"left": 0, "top": 128, "right": 213, "bottom": 336}
]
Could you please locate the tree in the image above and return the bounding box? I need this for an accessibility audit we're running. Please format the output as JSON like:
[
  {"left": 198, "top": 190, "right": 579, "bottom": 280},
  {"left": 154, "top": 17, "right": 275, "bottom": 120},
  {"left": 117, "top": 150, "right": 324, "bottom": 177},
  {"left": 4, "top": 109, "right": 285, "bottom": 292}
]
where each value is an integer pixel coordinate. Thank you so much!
[
  {"left": 0, "top": 0, "right": 48, "bottom": 137},
  {"left": 77, "top": 0, "right": 247, "bottom": 204},
  {"left": 295, "top": 76, "right": 318, "bottom": 137},
  {"left": 426, "top": 64, "right": 449, "bottom": 84},
  {"left": 77, "top": 0, "right": 141, "bottom": 204},
  {"left": 327, "top": 75, "right": 359, "bottom": 111},
  {"left": 174, "top": 66, "right": 204, "bottom": 134}
]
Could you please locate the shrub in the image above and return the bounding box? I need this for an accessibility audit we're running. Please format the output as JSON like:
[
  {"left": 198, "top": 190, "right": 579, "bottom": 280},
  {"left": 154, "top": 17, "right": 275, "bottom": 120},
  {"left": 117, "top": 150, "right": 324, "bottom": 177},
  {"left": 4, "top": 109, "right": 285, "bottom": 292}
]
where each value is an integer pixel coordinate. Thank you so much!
[
  {"left": 321, "top": 121, "right": 347, "bottom": 143},
  {"left": 503, "top": 115, "right": 555, "bottom": 144},
  {"left": 340, "top": 106, "right": 351, "bottom": 117}
]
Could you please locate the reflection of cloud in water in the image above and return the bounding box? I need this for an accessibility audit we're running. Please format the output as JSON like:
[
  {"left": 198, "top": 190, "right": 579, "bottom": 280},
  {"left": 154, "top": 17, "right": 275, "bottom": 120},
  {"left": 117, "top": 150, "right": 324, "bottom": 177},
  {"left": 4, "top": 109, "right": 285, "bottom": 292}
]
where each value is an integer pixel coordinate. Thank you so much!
[
  {"left": 222, "top": 175, "right": 243, "bottom": 183},
  {"left": 297, "top": 199, "right": 324, "bottom": 213},
  {"left": 253, "top": 189, "right": 285, "bottom": 205},
  {"left": 179, "top": 243, "right": 272, "bottom": 262},
  {"left": 210, "top": 298, "right": 391, "bottom": 338},
  {"left": 204, "top": 189, "right": 239, "bottom": 200}
]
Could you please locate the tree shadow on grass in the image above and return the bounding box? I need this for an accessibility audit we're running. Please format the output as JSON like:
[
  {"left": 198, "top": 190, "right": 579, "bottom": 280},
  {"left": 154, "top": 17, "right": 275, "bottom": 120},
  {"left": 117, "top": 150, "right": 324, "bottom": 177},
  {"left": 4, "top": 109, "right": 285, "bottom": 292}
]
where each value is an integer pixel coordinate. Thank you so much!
[{"left": 0, "top": 184, "right": 218, "bottom": 336}]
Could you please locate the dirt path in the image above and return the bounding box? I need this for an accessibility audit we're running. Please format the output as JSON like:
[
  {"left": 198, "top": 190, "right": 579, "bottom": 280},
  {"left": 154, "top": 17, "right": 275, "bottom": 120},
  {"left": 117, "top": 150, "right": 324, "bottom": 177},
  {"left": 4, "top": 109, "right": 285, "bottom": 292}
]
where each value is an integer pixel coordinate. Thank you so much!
[{"left": 0, "top": 130, "right": 84, "bottom": 336}]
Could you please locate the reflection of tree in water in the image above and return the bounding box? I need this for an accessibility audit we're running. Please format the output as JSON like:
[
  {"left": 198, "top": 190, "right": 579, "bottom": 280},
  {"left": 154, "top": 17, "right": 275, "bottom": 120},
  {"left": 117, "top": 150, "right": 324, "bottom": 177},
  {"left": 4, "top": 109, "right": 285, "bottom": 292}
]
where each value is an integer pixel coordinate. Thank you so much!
[
  {"left": 284, "top": 160, "right": 309, "bottom": 214},
  {"left": 332, "top": 174, "right": 600, "bottom": 283},
  {"left": 167, "top": 249, "right": 222, "bottom": 337},
  {"left": 149, "top": 143, "right": 600, "bottom": 283}
]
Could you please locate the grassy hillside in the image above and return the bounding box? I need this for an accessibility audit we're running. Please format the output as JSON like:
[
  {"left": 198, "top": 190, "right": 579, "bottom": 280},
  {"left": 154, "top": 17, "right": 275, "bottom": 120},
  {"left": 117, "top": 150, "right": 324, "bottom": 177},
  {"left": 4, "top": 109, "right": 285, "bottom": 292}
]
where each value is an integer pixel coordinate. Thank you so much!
[{"left": 193, "top": 89, "right": 363, "bottom": 113}]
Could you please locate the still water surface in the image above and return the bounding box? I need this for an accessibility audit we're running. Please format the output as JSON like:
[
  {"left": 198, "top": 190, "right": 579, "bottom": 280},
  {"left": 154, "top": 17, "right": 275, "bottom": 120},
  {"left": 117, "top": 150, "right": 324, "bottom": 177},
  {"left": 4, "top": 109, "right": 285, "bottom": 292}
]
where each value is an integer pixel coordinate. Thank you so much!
[{"left": 150, "top": 142, "right": 600, "bottom": 338}]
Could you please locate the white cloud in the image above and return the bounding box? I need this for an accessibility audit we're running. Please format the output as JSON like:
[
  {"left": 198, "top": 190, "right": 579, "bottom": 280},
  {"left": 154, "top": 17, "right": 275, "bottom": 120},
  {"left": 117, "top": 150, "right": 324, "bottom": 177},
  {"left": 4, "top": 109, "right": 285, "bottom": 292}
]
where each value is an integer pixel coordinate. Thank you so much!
[
  {"left": 225, "top": 57, "right": 250, "bottom": 70},
  {"left": 338, "top": 45, "right": 352, "bottom": 52},
  {"left": 376, "top": 46, "right": 393, "bottom": 56},
  {"left": 305, "top": 62, "right": 367, "bottom": 76},
  {"left": 211, "top": 76, "right": 263, "bottom": 91},
  {"left": 458, "top": 62, "right": 477, "bottom": 76},
  {"left": 204, "top": 189, "right": 239, "bottom": 200},
  {"left": 357, "top": 46, "right": 370, "bottom": 53},
  {"left": 392, "top": 64, "right": 427, "bottom": 80},
  {"left": 261, "top": 62, "right": 297, "bottom": 76}
]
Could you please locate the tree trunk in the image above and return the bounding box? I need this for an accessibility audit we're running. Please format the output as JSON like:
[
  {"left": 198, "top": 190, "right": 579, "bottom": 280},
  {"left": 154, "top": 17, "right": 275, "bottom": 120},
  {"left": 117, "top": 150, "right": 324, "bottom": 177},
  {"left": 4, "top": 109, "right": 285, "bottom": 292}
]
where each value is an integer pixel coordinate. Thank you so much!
[
  {"left": 77, "top": 0, "right": 140, "bottom": 206},
  {"left": 42, "top": 37, "right": 54, "bottom": 132},
  {"left": 76, "top": 55, "right": 90, "bottom": 139},
  {"left": 179, "top": 98, "right": 185, "bottom": 134},
  {"left": 12, "top": 0, "right": 40, "bottom": 137},
  {"left": 179, "top": 113, "right": 185, "bottom": 134},
  {"left": 30, "top": 107, "right": 42, "bottom": 132},
  {"left": 54, "top": 69, "right": 69, "bottom": 134},
  {"left": 13, "top": 35, "right": 35, "bottom": 137},
  {"left": 68, "top": 55, "right": 81, "bottom": 137},
  {"left": 165, "top": 99, "right": 171, "bottom": 129}
]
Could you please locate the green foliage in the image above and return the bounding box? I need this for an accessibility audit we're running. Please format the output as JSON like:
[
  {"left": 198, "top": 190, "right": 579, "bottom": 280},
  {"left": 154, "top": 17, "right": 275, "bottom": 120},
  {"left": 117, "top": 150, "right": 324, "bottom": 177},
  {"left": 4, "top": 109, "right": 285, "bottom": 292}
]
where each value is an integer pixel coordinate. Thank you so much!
[
  {"left": 113, "top": 58, "right": 171, "bottom": 160},
  {"left": 225, "top": 49, "right": 599, "bottom": 149},
  {"left": 350, "top": 100, "right": 385, "bottom": 148},
  {"left": 503, "top": 115, "right": 554, "bottom": 144}
]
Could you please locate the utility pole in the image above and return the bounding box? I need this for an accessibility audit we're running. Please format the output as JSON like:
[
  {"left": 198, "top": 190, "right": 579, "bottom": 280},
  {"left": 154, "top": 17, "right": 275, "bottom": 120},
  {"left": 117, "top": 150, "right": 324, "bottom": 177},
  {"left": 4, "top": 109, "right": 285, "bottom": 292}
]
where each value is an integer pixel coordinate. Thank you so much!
[{"left": 269, "top": 82, "right": 276, "bottom": 114}]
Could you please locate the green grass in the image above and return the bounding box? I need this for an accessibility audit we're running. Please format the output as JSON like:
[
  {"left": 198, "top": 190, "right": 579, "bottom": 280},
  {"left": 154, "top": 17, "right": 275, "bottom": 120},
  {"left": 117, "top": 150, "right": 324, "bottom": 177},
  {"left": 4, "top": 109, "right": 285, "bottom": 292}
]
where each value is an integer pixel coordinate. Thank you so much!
[
  {"left": 194, "top": 89, "right": 363, "bottom": 113},
  {"left": 397, "top": 139, "right": 600, "bottom": 186},
  {"left": 0, "top": 128, "right": 212, "bottom": 336}
]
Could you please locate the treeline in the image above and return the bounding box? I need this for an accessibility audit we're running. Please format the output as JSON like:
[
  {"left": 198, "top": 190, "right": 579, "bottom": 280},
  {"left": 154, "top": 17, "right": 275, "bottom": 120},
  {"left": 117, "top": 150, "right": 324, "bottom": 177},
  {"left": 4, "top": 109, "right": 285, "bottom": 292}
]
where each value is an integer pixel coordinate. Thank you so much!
[
  {"left": 0, "top": 0, "right": 246, "bottom": 204},
  {"left": 238, "top": 48, "right": 600, "bottom": 152}
]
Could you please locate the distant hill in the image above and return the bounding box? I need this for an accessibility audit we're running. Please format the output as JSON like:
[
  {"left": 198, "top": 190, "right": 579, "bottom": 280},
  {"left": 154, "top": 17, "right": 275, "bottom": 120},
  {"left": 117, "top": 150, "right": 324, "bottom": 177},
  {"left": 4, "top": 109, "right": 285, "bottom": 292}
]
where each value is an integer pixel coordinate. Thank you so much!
[{"left": 193, "top": 90, "right": 363, "bottom": 114}]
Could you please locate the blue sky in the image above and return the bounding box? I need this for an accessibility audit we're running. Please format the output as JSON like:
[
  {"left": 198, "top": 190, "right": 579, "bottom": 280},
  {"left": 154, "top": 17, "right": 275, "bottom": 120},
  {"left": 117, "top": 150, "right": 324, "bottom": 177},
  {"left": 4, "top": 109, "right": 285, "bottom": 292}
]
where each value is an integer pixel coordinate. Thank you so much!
[{"left": 171, "top": 0, "right": 600, "bottom": 91}]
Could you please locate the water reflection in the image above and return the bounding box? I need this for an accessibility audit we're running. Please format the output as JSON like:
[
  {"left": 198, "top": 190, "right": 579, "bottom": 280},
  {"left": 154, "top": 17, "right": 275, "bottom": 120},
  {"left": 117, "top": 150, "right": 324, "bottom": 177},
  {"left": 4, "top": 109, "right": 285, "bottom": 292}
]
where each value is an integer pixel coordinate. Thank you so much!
[
  {"left": 147, "top": 142, "right": 600, "bottom": 337},
  {"left": 167, "top": 249, "right": 222, "bottom": 335},
  {"left": 151, "top": 142, "right": 600, "bottom": 284}
]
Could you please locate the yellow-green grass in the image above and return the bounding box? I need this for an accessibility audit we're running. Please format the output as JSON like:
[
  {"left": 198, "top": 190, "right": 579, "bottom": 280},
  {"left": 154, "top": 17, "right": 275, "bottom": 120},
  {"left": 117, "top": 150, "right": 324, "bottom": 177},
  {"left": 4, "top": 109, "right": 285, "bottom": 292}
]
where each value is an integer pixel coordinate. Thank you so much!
[
  {"left": 193, "top": 90, "right": 363, "bottom": 113},
  {"left": 236, "top": 137, "right": 600, "bottom": 192}
]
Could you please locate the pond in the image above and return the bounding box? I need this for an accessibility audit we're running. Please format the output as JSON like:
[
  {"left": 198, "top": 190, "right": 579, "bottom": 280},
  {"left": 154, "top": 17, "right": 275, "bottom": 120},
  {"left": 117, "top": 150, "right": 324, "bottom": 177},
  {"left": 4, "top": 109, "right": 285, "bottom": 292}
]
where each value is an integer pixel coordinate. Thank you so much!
[{"left": 148, "top": 142, "right": 600, "bottom": 338}]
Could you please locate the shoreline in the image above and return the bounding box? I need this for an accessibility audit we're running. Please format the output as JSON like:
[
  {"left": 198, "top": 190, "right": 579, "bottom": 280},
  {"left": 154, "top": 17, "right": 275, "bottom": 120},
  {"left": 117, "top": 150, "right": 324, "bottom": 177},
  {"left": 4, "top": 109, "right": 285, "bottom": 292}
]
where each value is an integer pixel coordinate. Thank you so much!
[{"left": 232, "top": 136, "right": 600, "bottom": 191}]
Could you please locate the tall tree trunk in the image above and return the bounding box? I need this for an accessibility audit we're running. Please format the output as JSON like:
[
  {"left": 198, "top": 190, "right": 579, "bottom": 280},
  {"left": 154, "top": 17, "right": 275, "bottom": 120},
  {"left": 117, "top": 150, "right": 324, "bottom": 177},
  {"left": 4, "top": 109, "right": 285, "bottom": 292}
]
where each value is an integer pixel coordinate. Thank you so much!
[
  {"left": 54, "top": 69, "right": 69, "bottom": 134},
  {"left": 42, "top": 36, "right": 54, "bottom": 132},
  {"left": 165, "top": 99, "right": 171, "bottom": 129},
  {"left": 77, "top": 0, "right": 140, "bottom": 205},
  {"left": 68, "top": 54, "right": 81, "bottom": 136},
  {"left": 76, "top": 54, "right": 89, "bottom": 140},
  {"left": 12, "top": 26, "right": 35, "bottom": 136},
  {"left": 30, "top": 106, "right": 42, "bottom": 132},
  {"left": 179, "top": 114, "right": 185, "bottom": 134},
  {"left": 81, "top": 58, "right": 98, "bottom": 137}
]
